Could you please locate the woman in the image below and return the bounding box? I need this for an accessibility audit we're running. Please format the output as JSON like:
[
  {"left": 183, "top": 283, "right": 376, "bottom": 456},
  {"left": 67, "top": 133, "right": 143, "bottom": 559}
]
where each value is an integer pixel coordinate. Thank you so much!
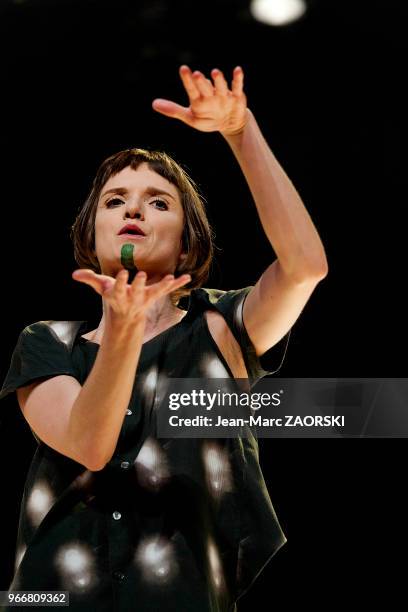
[{"left": 0, "top": 65, "right": 328, "bottom": 610}]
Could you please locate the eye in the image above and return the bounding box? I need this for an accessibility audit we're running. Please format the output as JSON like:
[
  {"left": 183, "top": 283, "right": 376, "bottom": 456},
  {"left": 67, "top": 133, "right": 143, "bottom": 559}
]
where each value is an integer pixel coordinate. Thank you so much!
[
  {"left": 106, "top": 197, "right": 123, "bottom": 207},
  {"left": 150, "top": 199, "right": 169, "bottom": 210},
  {"left": 105, "top": 197, "right": 169, "bottom": 210}
]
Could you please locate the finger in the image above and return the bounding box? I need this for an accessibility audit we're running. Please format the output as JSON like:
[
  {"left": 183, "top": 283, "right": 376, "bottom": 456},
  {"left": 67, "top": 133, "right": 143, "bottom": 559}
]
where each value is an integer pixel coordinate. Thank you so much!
[
  {"left": 72, "top": 269, "right": 113, "bottom": 284},
  {"left": 112, "top": 269, "right": 128, "bottom": 297},
  {"left": 211, "top": 68, "right": 229, "bottom": 95},
  {"left": 160, "top": 274, "right": 192, "bottom": 297},
  {"left": 179, "top": 65, "right": 201, "bottom": 100},
  {"left": 158, "top": 275, "right": 192, "bottom": 304},
  {"left": 129, "top": 270, "right": 147, "bottom": 304},
  {"left": 146, "top": 274, "right": 191, "bottom": 307},
  {"left": 145, "top": 273, "right": 190, "bottom": 304},
  {"left": 72, "top": 269, "right": 114, "bottom": 295},
  {"left": 152, "top": 99, "right": 194, "bottom": 124},
  {"left": 165, "top": 274, "right": 192, "bottom": 293},
  {"left": 231, "top": 66, "right": 244, "bottom": 95},
  {"left": 72, "top": 268, "right": 95, "bottom": 281},
  {"left": 192, "top": 71, "right": 214, "bottom": 97},
  {"left": 144, "top": 273, "right": 176, "bottom": 302}
]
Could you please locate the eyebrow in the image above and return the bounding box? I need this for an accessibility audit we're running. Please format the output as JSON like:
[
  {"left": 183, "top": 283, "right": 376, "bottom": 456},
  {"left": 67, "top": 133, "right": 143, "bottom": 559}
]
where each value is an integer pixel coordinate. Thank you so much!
[{"left": 100, "top": 186, "right": 177, "bottom": 201}]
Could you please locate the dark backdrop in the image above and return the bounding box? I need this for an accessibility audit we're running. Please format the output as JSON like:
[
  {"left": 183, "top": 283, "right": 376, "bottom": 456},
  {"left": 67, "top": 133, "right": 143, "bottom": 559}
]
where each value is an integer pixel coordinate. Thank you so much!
[{"left": 0, "top": 0, "right": 404, "bottom": 607}]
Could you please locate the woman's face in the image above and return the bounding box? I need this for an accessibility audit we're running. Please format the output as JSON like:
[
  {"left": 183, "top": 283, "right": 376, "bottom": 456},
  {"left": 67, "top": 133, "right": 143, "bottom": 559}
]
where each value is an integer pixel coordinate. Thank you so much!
[{"left": 94, "top": 163, "right": 186, "bottom": 280}]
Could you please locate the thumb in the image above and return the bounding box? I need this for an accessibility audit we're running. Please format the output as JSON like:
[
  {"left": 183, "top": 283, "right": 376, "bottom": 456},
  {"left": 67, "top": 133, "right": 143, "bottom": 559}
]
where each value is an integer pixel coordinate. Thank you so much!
[
  {"left": 152, "top": 99, "right": 193, "bottom": 124},
  {"left": 72, "top": 269, "right": 114, "bottom": 295}
]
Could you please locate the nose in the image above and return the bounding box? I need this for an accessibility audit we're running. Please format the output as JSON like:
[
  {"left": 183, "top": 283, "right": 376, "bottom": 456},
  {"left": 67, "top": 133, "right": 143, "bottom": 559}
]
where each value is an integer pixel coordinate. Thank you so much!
[{"left": 124, "top": 197, "right": 145, "bottom": 221}]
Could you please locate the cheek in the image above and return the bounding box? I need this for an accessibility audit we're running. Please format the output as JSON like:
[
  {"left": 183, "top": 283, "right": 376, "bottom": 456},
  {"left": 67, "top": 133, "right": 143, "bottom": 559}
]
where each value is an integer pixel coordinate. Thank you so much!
[
  {"left": 155, "top": 216, "right": 183, "bottom": 240},
  {"left": 94, "top": 216, "right": 112, "bottom": 241}
]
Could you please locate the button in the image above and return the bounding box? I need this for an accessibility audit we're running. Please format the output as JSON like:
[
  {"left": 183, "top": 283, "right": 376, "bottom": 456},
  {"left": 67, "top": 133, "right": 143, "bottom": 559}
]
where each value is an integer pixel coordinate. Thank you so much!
[
  {"left": 120, "top": 461, "right": 130, "bottom": 470},
  {"left": 112, "top": 511, "right": 122, "bottom": 520},
  {"left": 113, "top": 570, "right": 125, "bottom": 581},
  {"left": 126, "top": 409, "right": 132, "bottom": 415}
]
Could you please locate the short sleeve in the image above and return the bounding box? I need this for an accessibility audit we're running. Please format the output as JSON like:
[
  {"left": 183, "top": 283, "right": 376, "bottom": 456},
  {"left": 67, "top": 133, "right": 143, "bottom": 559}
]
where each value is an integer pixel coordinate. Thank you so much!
[
  {"left": 207, "top": 286, "right": 291, "bottom": 387},
  {"left": 0, "top": 321, "right": 79, "bottom": 402}
]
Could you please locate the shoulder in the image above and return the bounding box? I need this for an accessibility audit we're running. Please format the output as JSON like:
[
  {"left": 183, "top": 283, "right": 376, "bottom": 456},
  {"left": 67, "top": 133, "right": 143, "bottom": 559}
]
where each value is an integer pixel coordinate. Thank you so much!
[
  {"left": 192, "top": 287, "right": 253, "bottom": 344},
  {"left": 195, "top": 286, "right": 252, "bottom": 306},
  {"left": 179, "top": 287, "right": 253, "bottom": 333},
  {"left": 198, "top": 287, "right": 253, "bottom": 325},
  {"left": 21, "top": 321, "right": 84, "bottom": 352}
]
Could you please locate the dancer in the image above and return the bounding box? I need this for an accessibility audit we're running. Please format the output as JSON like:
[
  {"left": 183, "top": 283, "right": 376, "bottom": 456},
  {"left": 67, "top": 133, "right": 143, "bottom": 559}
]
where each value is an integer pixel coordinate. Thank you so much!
[{"left": 0, "top": 65, "right": 328, "bottom": 611}]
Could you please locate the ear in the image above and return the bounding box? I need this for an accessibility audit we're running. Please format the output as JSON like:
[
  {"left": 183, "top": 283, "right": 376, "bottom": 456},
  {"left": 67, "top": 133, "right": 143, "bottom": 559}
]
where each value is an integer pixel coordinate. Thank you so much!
[{"left": 178, "top": 245, "right": 188, "bottom": 263}]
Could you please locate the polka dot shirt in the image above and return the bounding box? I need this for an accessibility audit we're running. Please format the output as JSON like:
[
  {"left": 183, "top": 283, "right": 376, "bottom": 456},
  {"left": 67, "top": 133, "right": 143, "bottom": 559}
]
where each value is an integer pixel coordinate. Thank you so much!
[{"left": 0, "top": 286, "right": 291, "bottom": 611}]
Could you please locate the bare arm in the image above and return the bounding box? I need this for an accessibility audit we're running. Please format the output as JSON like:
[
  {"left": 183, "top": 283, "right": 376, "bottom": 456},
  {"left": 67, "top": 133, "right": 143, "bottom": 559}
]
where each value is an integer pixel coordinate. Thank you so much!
[
  {"left": 18, "top": 323, "right": 143, "bottom": 471},
  {"left": 67, "top": 320, "right": 144, "bottom": 470},
  {"left": 221, "top": 108, "right": 328, "bottom": 279},
  {"left": 152, "top": 65, "right": 328, "bottom": 356}
]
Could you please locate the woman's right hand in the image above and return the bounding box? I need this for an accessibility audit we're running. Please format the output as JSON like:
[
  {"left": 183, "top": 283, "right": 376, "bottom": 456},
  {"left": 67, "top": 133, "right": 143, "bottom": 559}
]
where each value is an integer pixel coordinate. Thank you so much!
[{"left": 72, "top": 268, "right": 191, "bottom": 327}]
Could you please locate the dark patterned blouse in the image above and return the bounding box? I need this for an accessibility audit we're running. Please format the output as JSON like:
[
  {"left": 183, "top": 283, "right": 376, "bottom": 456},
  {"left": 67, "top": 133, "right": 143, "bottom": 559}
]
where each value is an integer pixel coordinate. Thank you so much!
[{"left": 0, "top": 286, "right": 291, "bottom": 612}]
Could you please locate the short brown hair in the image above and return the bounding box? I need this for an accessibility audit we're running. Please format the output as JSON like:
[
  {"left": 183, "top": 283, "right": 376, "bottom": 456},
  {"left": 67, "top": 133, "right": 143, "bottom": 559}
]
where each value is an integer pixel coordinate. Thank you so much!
[{"left": 70, "top": 148, "right": 216, "bottom": 306}]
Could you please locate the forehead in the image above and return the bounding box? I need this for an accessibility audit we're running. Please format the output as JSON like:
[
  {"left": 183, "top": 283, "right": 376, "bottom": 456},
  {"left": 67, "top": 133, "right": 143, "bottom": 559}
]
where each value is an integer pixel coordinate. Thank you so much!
[{"left": 101, "top": 163, "right": 180, "bottom": 202}]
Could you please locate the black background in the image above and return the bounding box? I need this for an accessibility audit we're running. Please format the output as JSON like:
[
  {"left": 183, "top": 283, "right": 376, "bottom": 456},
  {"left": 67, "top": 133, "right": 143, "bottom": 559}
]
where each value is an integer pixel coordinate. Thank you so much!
[{"left": 0, "top": 0, "right": 405, "bottom": 607}]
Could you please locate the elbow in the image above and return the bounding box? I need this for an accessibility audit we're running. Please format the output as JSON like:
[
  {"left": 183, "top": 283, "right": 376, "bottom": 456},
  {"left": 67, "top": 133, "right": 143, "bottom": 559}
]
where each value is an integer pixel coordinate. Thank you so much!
[
  {"left": 279, "top": 253, "right": 329, "bottom": 284},
  {"left": 289, "top": 263, "right": 329, "bottom": 285},
  {"left": 68, "top": 449, "right": 106, "bottom": 472},
  {"left": 84, "top": 448, "right": 113, "bottom": 472},
  {"left": 303, "top": 258, "right": 329, "bottom": 282},
  {"left": 80, "top": 453, "right": 110, "bottom": 472},
  {"left": 314, "top": 251, "right": 329, "bottom": 279},
  {"left": 68, "top": 428, "right": 111, "bottom": 472},
  {"left": 85, "top": 457, "right": 107, "bottom": 472},
  {"left": 314, "top": 262, "right": 329, "bottom": 280}
]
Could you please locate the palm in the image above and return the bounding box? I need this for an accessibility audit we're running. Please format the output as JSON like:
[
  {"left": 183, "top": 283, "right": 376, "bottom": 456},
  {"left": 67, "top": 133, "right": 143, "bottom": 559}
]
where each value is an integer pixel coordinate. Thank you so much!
[
  {"left": 72, "top": 269, "right": 189, "bottom": 307},
  {"left": 152, "top": 65, "right": 249, "bottom": 136}
]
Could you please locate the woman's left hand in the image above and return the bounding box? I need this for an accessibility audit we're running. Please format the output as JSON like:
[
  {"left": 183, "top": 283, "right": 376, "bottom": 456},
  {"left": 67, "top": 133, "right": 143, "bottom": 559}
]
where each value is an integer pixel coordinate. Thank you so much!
[{"left": 152, "top": 65, "right": 249, "bottom": 137}]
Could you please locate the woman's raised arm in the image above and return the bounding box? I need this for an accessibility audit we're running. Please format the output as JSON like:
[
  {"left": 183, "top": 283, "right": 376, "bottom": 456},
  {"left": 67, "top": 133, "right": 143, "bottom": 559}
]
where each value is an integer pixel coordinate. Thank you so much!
[{"left": 152, "top": 65, "right": 328, "bottom": 357}]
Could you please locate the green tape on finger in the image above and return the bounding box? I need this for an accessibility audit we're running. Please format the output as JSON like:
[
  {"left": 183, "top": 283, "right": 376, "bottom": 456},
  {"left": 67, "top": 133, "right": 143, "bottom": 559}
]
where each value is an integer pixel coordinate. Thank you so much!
[{"left": 120, "top": 243, "right": 138, "bottom": 283}]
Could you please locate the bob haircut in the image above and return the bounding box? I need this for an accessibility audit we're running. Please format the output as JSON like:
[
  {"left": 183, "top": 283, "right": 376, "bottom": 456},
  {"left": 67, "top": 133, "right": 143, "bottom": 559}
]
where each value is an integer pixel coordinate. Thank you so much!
[{"left": 70, "top": 148, "right": 215, "bottom": 307}]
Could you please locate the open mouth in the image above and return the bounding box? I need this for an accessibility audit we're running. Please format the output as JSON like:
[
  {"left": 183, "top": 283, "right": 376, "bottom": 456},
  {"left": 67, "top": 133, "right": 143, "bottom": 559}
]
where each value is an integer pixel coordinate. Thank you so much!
[
  {"left": 119, "top": 224, "right": 146, "bottom": 237},
  {"left": 119, "top": 233, "right": 145, "bottom": 239}
]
